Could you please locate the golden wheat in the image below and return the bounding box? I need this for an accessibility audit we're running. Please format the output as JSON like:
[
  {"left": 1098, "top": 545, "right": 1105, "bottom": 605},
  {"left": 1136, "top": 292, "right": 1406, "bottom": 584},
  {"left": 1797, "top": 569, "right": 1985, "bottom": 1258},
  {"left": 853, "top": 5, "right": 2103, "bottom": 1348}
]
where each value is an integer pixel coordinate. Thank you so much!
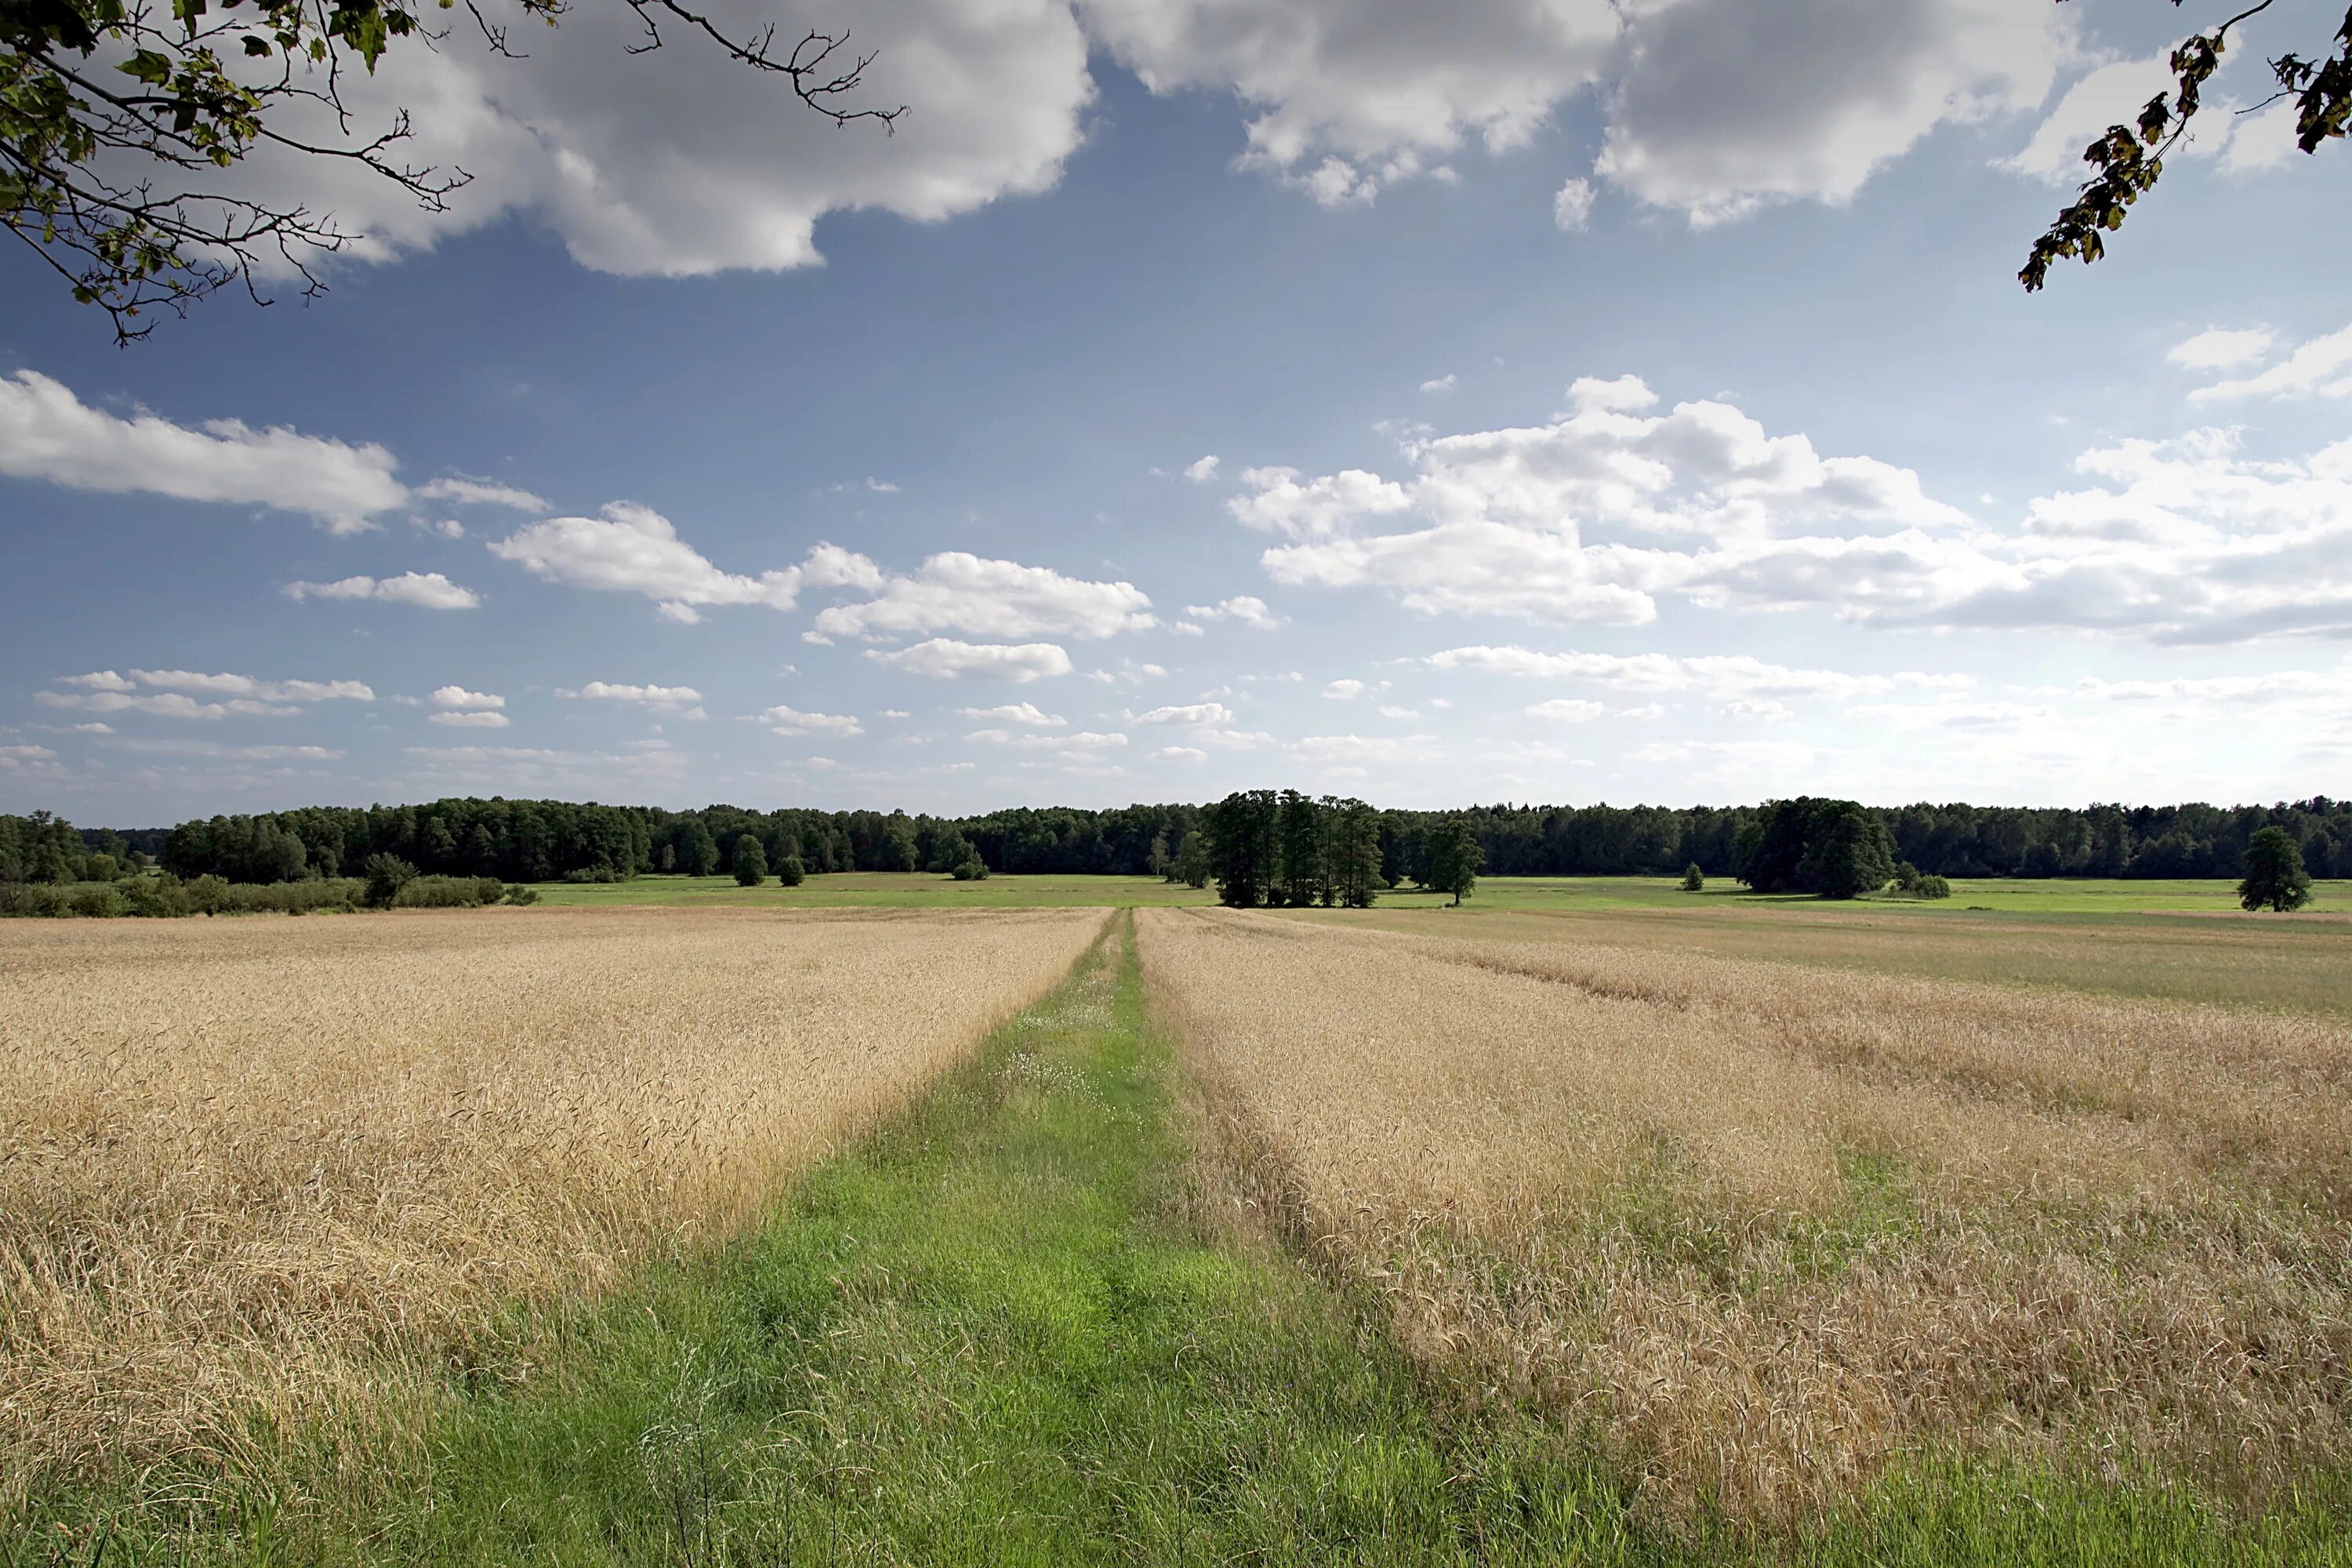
[
  {"left": 0, "top": 906, "right": 1105, "bottom": 1501},
  {"left": 1138, "top": 907, "right": 2352, "bottom": 1524}
]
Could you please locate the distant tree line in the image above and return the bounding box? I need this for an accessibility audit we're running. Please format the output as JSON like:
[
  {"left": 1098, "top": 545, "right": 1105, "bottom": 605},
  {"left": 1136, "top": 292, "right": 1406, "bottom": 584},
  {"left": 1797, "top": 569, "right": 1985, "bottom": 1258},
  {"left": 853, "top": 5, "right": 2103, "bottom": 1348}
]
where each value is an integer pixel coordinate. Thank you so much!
[{"left": 14, "top": 793, "right": 2348, "bottom": 891}]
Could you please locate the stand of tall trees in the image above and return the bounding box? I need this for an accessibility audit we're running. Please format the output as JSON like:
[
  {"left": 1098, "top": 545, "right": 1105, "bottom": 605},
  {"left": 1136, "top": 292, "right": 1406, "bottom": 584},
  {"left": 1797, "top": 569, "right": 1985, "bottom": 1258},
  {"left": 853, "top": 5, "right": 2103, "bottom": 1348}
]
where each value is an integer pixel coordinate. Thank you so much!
[
  {"left": 1202, "top": 791, "right": 1385, "bottom": 909},
  {"left": 22, "top": 793, "right": 2351, "bottom": 888}
]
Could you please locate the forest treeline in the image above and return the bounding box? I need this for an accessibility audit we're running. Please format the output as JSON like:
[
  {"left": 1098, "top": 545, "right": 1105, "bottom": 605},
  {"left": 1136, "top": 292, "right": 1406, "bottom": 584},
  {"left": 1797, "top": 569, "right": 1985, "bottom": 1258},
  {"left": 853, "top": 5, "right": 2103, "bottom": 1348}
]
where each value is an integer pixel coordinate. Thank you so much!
[{"left": 5, "top": 793, "right": 2347, "bottom": 889}]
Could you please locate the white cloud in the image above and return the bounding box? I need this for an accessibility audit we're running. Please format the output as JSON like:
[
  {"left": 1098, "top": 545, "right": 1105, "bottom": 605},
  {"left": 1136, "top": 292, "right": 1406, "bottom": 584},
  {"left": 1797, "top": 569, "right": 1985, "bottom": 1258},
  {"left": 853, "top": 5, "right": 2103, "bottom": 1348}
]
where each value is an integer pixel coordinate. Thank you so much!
[
  {"left": 1376, "top": 704, "right": 1418, "bottom": 719},
  {"left": 2187, "top": 322, "right": 2352, "bottom": 402},
  {"left": 1148, "top": 745, "right": 1208, "bottom": 761},
  {"left": 430, "top": 685, "right": 503, "bottom": 709},
  {"left": 959, "top": 702, "right": 1065, "bottom": 727},
  {"left": 0, "top": 744, "right": 59, "bottom": 760},
  {"left": 1183, "top": 594, "right": 1285, "bottom": 629},
  {"left": 1526, "top": 697, "right": 1606, "bottom": 721},
  {"left": 1323, "top": 678, "right": 1368, "bottom": 699},
  {"left": 210, "top": 0, "right": 1094, "bottom": 281},
  {"left": 761, "top": 704, "right": 865, "bottom": 736},
  {"left": 417, "top": 475, "right": 547, "bottom": 510},
  {"left": 564, "top": 681, "right": 704, "bottom": 708},
  {"left": 0, "top": 370, "right": 406, "bottom": 532},
  {"left": 2169, "top": 327, "right": 2278, "bottom": 371},
  {"left": 811, "top": 553, "right": 1154, "bottom": 641},
  {"left": 1428, "top": 645, "right": 1968, "bottom": 701},
  {"left": 429, "top": 710, "right": 512, "bottom": 728},
  {"left": 488, "top": 503, "right": 813, "bottom": 620},
  {"left": 1566, "top": 374, "right": 1659, "bottom": 415},
  {"left": 1183, "top": 455, "right": 1222, "bottom": 483},
  {"left": 964, "top": 728, "right": 1128, "bottom": 750},
  {"left": 1134, "top": 702, "right": 1235, "bottom": 726},
  {"left": 1551, "top": 177, "right": 1595, "bottom": 231},
  {"left": 1241, "top": 383, "right": 1966, "bottom": 626},
  {"left": 283, "top": 571, "right": 481, "bottom": 609},
  {"left": 106, "top": 739, "right": 347, "bottom": 760},
  {"left": 1420, "top": 373, "right": 1459, "bottom": 394},
  {"left": 34, "top": 667, "right": 372, "bottom": 720},
  {"left": 1599, "top": 0, "right": 2069, "bottom": 226},
  {"left": 866, "top": 639, "right": 1073, "bottom": 682}
]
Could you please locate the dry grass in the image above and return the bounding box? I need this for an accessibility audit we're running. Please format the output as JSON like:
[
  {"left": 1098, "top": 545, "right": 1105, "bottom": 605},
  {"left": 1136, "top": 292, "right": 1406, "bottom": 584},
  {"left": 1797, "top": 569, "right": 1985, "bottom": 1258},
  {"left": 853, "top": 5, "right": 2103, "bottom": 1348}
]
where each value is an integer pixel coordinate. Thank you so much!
[
  {"left": 1301, "top": 903, "right": 2352, "bottom": 1018},
  {"left": 0, "top": 906, "right": 1105, "bottom": 1504},
  {"left": 1138, "top": 907, "right": 2352, "bottom": 1526}
]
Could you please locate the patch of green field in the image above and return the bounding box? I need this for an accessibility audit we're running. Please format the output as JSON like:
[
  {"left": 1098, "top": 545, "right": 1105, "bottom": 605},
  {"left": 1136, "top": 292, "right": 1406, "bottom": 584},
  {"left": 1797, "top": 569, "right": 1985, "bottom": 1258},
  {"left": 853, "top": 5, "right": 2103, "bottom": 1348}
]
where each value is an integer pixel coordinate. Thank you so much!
[
  {"left": 526, "top": 870, "right": 1216, "bottom": 909},
  {"left": 13, "top": 921, "right": 2344, "bottom": 1564},
  {"left": 1370, "top": 875, "right": 2352, "bottom": 918}
]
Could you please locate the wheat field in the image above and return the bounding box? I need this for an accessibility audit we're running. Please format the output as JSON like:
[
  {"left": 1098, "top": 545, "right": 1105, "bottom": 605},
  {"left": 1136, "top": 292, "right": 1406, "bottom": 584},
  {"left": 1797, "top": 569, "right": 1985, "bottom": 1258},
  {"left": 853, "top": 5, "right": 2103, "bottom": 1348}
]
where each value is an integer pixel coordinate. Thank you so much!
[
  {"left": 1138, "top": 906, "right": 2352, "bottom": 1525},
  {"left": 0, "top": 906, "right": 1105, "bottom": 1504}
]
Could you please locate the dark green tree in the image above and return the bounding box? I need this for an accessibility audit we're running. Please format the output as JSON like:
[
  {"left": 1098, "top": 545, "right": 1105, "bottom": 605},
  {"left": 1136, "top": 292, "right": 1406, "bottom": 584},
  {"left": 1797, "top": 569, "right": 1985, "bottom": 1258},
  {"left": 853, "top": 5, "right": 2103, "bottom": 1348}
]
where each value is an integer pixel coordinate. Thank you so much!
[
  {"left": 1429, "top": 817, "right": 1483, "bottom": 907},
  {"left": 1172, "top": 829, "right": 1210, "bottom": 890},
  {"left": 2238, "top": 826, "right": 2314, "bottom": 911},
  {"left": 732, "top": 834, "right": 767, "bottom": 887},
  {"left": 1205, "top": 790, "right": 1282, "bottom": 908},
  {"left": 1330, "top": 799, "right": 1383, "bottom": 909},
  {"left": 681, "top": 821, "right": 720, "bottom": 877},
  {"left": 1146, "top": 829, "right": 1172, "bottom": 880},
  {"left": 1278, "top": 789, "right": 1326, "bottom": 907},
  {"left": 928, "top": 827, "right": 975, "bottom": 874},
  {"left": 362, "top": 852, "right": 415, "bottom": 908},
  {"left": 774, "top": 853, "right": 806, "bottom": 887},
  {"left": 1681, "top": 862, "right": 1704, "bottom": 891},
  {"left": 1798, "top": 802, "right": 1896, "bottom": 899}
]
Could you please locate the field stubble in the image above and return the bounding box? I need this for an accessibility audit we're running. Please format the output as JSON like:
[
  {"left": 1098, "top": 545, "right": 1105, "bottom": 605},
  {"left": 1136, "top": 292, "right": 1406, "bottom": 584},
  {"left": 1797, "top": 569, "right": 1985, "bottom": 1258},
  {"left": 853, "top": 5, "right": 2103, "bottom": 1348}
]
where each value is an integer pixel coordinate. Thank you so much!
[
  {"left": 0, "top": 906, "right": 1105, "bottom": 1509},
  {"left": 1138, "top": 907, "right": 2352, "bottom": 1527}
]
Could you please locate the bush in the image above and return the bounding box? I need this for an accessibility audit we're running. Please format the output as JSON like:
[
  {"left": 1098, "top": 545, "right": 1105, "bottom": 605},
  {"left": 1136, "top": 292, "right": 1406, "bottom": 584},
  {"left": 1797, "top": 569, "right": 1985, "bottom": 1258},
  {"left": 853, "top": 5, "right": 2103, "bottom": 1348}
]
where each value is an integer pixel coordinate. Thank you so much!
[
  {"left": 364, "top": 854, "right": 418, "bottom": 909},
  {"left": 227, "top": 879, "right": 363, "bottom": 914},
  {"left": 951, "top": 855, "right": 990, "bottom": 882},
  {"left": 734, "top": 835, "right": 768, "bottom": 887},
  {"left": 124, "top": 874, "right": 195, "bottom": 918},
  {"left": 560, "top": 865, "right": 625, "bottom": 884},
  {"left": 774, "top": 855, "right": 805, "bottom": 887},
  {"left": 393, "top": 875, "right": 507, "bottom": 909},
  {"left": 67, "top": 884, "right": 130, "bottom": 917},
  {"left": 504, "top": 884, "right": 541, "bottom": 906},
  {"left": 1680, "top": 862, "right": 1704, "bottom": 892},
  {"left": 0, "top": 883, "right": 68, "bottom": 917},
  {"left": 187, "top": 874, "right": 232, "bottom": 914},
  {"left": 1913, "top": 873, "right": 1951, "bottom": 900}
]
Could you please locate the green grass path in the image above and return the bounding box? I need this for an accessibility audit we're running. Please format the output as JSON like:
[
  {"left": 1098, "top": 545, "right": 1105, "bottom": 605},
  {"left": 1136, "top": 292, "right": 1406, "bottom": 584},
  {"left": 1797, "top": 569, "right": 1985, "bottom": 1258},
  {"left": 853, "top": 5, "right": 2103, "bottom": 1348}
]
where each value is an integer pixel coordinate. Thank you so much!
[{"left": 375, "top": 913, "right": 1624, "bottom": 1565}]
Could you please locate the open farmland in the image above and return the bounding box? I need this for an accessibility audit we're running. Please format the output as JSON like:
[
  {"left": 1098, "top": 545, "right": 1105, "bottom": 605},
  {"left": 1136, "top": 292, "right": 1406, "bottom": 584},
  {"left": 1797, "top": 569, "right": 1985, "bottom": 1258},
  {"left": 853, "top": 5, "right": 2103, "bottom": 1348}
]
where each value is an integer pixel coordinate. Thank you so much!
[
  {"left": 1299, "top": 893, "right": 2352, "bottom": 1017},
  {"left": 1138, "top": 907, "right": 2352, "bottom": 1529},
  {"left": 0, "top": 906, "right": 1104, "bottom": 1508}
]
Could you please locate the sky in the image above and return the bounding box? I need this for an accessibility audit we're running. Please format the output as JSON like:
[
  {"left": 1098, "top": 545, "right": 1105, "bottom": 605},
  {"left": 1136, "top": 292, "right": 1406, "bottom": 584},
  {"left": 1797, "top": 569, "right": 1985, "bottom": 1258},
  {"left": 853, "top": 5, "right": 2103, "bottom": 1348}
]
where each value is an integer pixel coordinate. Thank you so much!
[{"left": 3, "top": 0, "right": 2350, "bottom": 826}]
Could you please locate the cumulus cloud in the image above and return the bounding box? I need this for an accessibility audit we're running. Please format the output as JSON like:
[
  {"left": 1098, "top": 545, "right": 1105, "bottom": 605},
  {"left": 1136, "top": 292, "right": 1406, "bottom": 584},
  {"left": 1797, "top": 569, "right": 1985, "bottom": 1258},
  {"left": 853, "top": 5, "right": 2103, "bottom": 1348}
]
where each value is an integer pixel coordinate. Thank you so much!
[
  {"left": 810, "top": 553, "right": 1154, "bottom": 641},
  {"left": 1599, "top": 0, "right": 2069, "bottom": 225},
  {"left": 1428, "top": 644, "right": 1969, "bottom": 700},
  {"left": 1183, "top": 455, "right": 1222, "bottom": 482},
  {"left": 760, "top": 704, "right": 864, "bottom": 737},
  {"left": 429, "top": 710, "right": 511, "bottom": 728},
  {"left": 2169, "top": 326, "right": 2278, "bottom": 370},
  {"left": 1183, "top": 594, "right": 1285, "bottom": 629},
  {"left": 964, "top": 728, "right": 1128, "bottom": 751},
  {"left": 416, "top": 475, "right": 547, "bottom": 510},
  {"left": 2187, "top": 321, "right": 2352, "bottom": 402},
  {"left": 1551, "top": 177, "right": 1595, "bottom": 231},
  {"left": 960, "top": 702, "right": 1065, "bottom": 727},
  {"left": 562, "top": 681, "right": 705, "bottom": 716},
  {"left": 205, "top": 0, "right": 1094, "bottom": 280},
  {"left": 1134, "top": 702, "right": 1236, "bottom": 725},
  {"left": 1420, "top": 373, "right": 1460, "bottom": 394},
  {"left": 488, "top": 503, "right": 815, "bottom": 620},
  {"left": 0, "top": 370, "right": 406, "bottom": 532},
  {"left": 34, "top": 668, "right": 373, "bottom": 720},
  {"left": 430, "top": 685, "right": 503, "bottom": 709},
  {"left": 1526, "top": 697, "right": 1606, "bottom": 721},
  {"left": 1239, "top": 381, "right": 1967, "bottom": 626},
  {"left": 1148, "top": 745, "right": 1208, "bottom": 761},
  {"left": 865, "top": 638, "right": 1073, "bottom": 681},
  {"left": 1323, "top": 678, "right": 1368, "bottom": 699},
  {"left": 284, "top": 571, "right": 481, "bottom": 608}
]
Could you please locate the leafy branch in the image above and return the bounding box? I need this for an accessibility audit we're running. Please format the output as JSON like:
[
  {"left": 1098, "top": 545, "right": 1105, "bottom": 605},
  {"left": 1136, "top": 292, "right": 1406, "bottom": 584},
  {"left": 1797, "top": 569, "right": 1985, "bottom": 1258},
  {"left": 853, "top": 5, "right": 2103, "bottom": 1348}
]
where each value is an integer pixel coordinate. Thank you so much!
[
  {"left": 2023, "top": 0, "right": 2350, "bottom": 291},
  {"left": 0, "top": 0, "right": 902, "bottom": 342}
]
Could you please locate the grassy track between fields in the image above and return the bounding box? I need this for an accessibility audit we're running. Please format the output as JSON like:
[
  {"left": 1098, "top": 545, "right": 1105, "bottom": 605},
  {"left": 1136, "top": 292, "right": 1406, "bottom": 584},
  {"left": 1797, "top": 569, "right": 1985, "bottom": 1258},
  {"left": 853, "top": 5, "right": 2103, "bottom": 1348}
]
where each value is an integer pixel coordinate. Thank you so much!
[{"left": 10, "top": 916, "right": 2346, "bottom": 1565}]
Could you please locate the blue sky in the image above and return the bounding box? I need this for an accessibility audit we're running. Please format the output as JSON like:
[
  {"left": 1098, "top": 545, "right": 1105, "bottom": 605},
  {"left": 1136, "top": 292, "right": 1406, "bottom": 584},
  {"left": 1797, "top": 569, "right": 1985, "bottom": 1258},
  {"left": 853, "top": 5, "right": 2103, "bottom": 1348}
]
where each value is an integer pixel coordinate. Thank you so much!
[{"left": 4, "top": 0, "right": 2349, "bottom": 825}]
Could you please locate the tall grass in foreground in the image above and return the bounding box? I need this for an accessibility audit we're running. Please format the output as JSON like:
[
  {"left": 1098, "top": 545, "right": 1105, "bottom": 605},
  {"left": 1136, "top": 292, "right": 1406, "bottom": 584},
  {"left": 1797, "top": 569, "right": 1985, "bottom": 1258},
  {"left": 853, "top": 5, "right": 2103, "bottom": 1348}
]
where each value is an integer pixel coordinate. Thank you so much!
[
  {"left": 0, "top": 906, "right": 1104, "bottom": 1512},
  {"left": 1139, "top": 908, "right": 2352, "bottom": 1531}
]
